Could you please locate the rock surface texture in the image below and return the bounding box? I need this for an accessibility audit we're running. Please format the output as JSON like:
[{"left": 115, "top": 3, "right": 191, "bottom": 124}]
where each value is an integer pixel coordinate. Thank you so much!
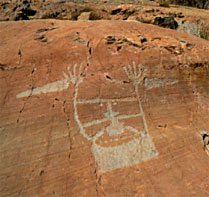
[
  {"left": 1, "top": 1, "right": 209, "bottom": 39},
  {"left": 0, "top": 20, "right": 209, "bottom": 196}
]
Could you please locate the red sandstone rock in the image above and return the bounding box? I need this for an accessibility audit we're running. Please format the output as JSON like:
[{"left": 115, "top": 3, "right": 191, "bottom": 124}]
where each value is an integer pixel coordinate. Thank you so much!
[
  {"left": 78, "top": 12, "right": 91, "bottom": 21},
  {"left": 0, "top": 20, "right": 209, "bottom": 196}
]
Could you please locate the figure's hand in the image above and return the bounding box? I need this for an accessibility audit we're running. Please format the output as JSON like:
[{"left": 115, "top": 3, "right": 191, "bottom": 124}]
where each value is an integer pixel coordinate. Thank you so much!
[
  {"left": 63, "top": 63, "right": 87, "bottom": 85},
  {"left": 123, "top": 61, "right": 146, "bottom": 85}
]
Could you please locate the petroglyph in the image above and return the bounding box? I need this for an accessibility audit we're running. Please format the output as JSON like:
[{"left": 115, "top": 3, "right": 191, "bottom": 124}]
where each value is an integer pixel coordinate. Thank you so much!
[
  {"left": 16, "top": 62, "right": 158, "bottom": 173},
  {"left": 144, "top": 78, "right": 178, "bottom": 90},
  {"left": 123, "top": 61, "right": 146, "bottom": 87},
  {"left": 63, "top": 63, "right": 91, "bottom": 140},
  {"left": 77, "top": 97, "right": 136, "bottom": 104},
  {"left": 70, "top": 61, "right": 157, "bottom": 172},
  {"left": 16, "top": 77, "right": 69, "bottom": 98},
  {"left": 62, "top": 63, "right": 87, "bottom": 85},
  {"left": 123, "top": 61, "right": 148, "bottom": 132},
  {"left": 88, "top": 99, "right": 157, "bottom": 172},
  {"left": 92, "top": 133, "right": 157, "bottom": 173}
]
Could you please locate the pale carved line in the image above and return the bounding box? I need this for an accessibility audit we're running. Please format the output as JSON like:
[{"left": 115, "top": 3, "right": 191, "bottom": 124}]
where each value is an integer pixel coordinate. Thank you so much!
[
  {"left": 77, "top": 97, "right": 137, "bottom": 104},
  {"left": 117, "top": 113, "right": 143, "bottom": 120},
  {"left": 64, "top": 63, "right": 92, "bottom": 141},
  {"left": 81, "top": 104, "right": 143, "bottom": 134},
  {"left": 102, "top": 132, "right": 141, "bottom": 143},
  {"left": 82, "top": 118, "right": 109, "bottom": 128},
  {"left": 123, "top": 61, "right": 148, "bottom": 133}
]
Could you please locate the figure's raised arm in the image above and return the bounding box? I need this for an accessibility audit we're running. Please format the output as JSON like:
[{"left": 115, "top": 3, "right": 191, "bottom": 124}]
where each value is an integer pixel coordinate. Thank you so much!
[
  {"left": 123, "top": 61, "right": 146, "bottom": 85},
  {"left": 63, "top": 63, "right": 87, "bottom": 85}
]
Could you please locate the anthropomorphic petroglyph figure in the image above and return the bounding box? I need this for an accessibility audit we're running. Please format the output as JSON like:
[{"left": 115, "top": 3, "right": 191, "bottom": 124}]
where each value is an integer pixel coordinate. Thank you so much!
[
  {"left": 66, "top": 62, "right": 157, "bottom": 173},
  {"left": 16, "top": 62, "right": 158, "bottom": 173}
]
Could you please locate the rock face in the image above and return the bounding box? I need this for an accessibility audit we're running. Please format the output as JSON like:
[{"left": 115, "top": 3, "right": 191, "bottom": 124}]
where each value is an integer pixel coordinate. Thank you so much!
[
  {"left": 177, "top": 20, "right": 200, "bottom": 36},
  {"left": 0, "top": 20, "right": 209, "bottom": 196},
  {"left": 1, "top": 1, "right": 209, "bottom": 40}
]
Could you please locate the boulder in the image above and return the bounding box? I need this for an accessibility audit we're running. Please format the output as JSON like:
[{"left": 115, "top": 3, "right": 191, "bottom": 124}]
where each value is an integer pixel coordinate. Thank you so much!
[
  {"left": 13, "top": 0, "right": 36, "bottom": 21},
  {"left": 153, "top": 16, "right": 178, "bottom": 29},
  {"left": 177, "top": 20, "right": 200, "bottom": 36},
  {"left": 0, "top": 20, "right": 209, "bottom": 196},
  {"left": 77, "top": 11, "right": 91, "bottom": 21}
]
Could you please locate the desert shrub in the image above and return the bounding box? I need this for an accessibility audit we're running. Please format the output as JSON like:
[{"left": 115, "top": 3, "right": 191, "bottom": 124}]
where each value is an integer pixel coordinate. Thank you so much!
[
  {"left": 41, "top": 11, "right": 59, "bottom": 19},
  {"left": 159, "top": 0, "right": 170, "bottom": 7},
  {"left": 71, "top": 10, "right": 81, "bottom": 20},
  {"left": 81, "top": 7, "right": 93, "bottom": 13},
  {"left": 89, "top": 12, "right": 102, "bottom": 20},
  {"left": 200, "top": 24, "right": 209, "bottom": 40},
  {"left": 170, "top": 0, "right": 209, "bottom": 9}
]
